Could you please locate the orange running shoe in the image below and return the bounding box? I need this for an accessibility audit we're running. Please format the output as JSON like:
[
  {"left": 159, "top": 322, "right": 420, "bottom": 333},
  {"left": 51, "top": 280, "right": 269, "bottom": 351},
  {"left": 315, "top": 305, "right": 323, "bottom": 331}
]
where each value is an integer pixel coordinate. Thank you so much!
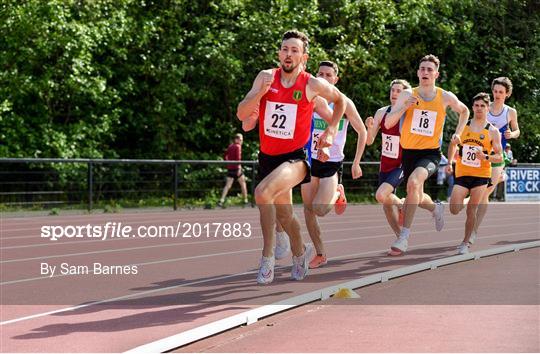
[
  {"left": 335, "top": 184, "right": 347, "bottom": 215},
  {"left": 309, "top": 254, "right": 328, "bottom": 269}
]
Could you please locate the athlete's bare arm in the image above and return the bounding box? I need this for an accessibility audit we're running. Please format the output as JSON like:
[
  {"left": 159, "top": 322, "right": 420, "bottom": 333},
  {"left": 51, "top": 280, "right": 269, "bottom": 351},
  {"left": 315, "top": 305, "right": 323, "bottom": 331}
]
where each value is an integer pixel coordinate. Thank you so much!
[
  {"left": 313, "top": 96, "right": 333, "bottom": 123},
  {"left": 365, "top": 106, "right": 388, "bottom": 145},
  {"left": 345, "top": 97, "right": 367, "bottom": 179},
  {"left": 446, "top": 137, "right": 458, "bottom": 175},
  {"left": 444, "top": 90, "right": 470, "bottom": 144},
  {"left": 384, "top": 89, "right": 415, "bottom": 129},
  {"left": 307, "top": 76, "right": 346, "bottom": 150},
  {"left": 310, "top": 97, "right": 335, "bottom": 162},
  {"left": 486, "top": 126, "right": 504, "bottom": 163},
  {"left": 237, "top": 69, "right": 274, "bottom": 121},
  {"left": 505, "top": 107, "right": 520, "bottom": 139},
  {"left": 242, "top": 109, "right": 259, "bottom": 132}
]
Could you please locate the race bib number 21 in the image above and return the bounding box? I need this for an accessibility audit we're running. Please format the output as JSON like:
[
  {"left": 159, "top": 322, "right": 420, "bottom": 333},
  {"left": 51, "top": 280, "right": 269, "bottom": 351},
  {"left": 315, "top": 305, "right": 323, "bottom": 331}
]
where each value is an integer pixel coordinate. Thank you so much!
[
  {"left": 264, "top": 101, "right": 297, "bottom": 139},
  {"left": 381, "top": 133, "right": 399, "bottom": 159}
]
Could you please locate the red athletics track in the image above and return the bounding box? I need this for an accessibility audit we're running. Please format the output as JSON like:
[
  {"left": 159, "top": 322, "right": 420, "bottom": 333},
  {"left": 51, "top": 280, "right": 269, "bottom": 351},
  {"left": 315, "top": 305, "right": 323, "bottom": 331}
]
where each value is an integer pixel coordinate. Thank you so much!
[
  {"left": 1, "top": 203, "right": 539, "bottom": 352},
  {"left": 178, "top": 247, "right": 539, "bottom": 353}
]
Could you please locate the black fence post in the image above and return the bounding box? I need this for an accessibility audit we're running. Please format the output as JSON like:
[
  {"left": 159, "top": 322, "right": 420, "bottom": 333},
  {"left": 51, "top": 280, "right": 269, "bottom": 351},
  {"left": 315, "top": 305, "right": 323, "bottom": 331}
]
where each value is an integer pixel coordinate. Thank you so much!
[
  {"left": 87, "top": 161, "right": 93, "bottom": 211},
  {"left": 173, "top": 163, "right": 178, "bottom": 211}
]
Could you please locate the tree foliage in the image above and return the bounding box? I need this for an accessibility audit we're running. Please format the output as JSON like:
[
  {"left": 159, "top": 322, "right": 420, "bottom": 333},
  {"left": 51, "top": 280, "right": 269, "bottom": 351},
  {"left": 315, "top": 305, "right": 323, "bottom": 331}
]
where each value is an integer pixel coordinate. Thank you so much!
[{"left": 1, "top": 0, "right": 538, "bottom": 162}]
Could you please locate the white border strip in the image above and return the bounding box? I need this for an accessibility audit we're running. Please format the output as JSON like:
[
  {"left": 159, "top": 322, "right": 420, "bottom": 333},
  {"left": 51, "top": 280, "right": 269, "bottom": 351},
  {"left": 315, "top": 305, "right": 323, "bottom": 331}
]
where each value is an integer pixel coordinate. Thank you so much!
[{"left": 125, "top": 240, "right": 540, "bottom": 353}]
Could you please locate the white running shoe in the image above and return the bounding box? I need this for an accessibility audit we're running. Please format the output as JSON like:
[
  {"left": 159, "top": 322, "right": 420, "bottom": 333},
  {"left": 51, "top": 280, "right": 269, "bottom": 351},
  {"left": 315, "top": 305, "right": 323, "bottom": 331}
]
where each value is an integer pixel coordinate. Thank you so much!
[
  {"left": 433, "top": 202, "right": 445, "bottom": 232},
  {"left": 391, "top": 236, "right": 408, "bottom": 254},
  {"left": 275, "top": 231, "right": 290, "bottom": 260},
  {"left": 291, "top": 243, "right": 314, "bottom": 281},
  {"left": 256, "top": 256, "right": 275, "bottom": 285},
  {"left": 457, "top": 242, "right": 469, "bottom": 255},
  {"left": 469, "top": 231, "right": 477, "bottom": 244}
]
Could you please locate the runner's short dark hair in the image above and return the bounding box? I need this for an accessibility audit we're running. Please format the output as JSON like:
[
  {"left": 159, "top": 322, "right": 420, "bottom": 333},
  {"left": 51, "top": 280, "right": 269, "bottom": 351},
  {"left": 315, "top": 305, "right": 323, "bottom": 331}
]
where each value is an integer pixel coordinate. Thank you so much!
[
  {"left": 390, "top": 79, "right": 411, "bottom": 92},
  {"left": 491, "top": 77, "right": 513, "bottom": 96},
  {"left": 473, "top": 92, "right": 490, "bottom": 105},
  {"left": 419, "top": 54, "right": 440, "bottom": 70},
  {"left": 282, "top": 30, "right": 309, "bottom": 53},
  {"left": 319, "top": 61, "right": 339, "bottom": 75}
]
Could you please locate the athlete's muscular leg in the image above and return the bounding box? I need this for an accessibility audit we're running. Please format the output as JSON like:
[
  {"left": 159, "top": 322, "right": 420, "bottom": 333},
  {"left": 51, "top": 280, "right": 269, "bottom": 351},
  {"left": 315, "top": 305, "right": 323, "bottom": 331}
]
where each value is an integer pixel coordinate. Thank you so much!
[
  {"left": 275, "top": 190, "right": 304, "bottom": 257},
  {"left": 403, "top": 167, "right": 429, "bottom": 228},
  {"left": 449, "top": 184, "right": 469, "bottom": 215},
  {"left": 312, "top": 174, "right": 339, "bottom": 217},
  {"left": 255, "top": 161, "right": 307, "bottom": 257},
  {"left": 237, "top": 174, "right": 248, "bottom": 201},
  {"left": 464, "top": 185, "right": 487, "bottom": 243},
  {"left": 220, "top": 177, "right": 234, "bottom": 202},
  {"left": 376, "top": 183, "right": 401, "bottom": 237},
  {"left": 301, "top": 180, "right": 324, "bottom": 255},
  {"left": 419, "top": 192, "right": 436, "bottom": 213},
  {"left": 474, "top": 166, "right": 503, "bottom": 233}
]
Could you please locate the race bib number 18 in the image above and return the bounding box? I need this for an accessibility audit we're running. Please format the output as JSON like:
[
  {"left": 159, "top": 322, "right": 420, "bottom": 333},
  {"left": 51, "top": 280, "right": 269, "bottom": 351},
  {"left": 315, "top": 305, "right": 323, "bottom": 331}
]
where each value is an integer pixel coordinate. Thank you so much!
[
  {"left": 461, "top": 144, "right": 481, "bottom": 167},
  {"left": 264, "top": 101, "right": 297, "bottom": 139},
  {"left": 381, "top": 133, "right": 399, "bottom": 159},
  {"left": 411, "top": 109, "right": 437, "bottom": 137}
]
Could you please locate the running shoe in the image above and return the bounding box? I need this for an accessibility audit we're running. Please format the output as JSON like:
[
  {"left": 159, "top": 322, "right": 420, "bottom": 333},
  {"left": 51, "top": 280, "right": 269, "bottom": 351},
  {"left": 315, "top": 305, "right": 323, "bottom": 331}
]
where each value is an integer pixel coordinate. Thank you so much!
[
  {"left": 457, "top": 242, "right": 470, "bottom": 255},
  {"left": 256, "top": 256, "right": 275, "bottom": 285},
  {"left": 335, "top": 184, "right": 347, "bottom": 215},
  {"left": 390, "top": 236, "right": 408, "bottom": 255},
  {"left": 469, "top": 231, "right": 477, "bottom": 244},
  {"left": 291, "top": 243, "right": 314, "bottom": 280},
  {"left": 433, "top": 201, "right": 445, "bottom": 232},
  {"left": 275, "top": 231, "right": 290, "bottom": 260},
  {"left": 309, "top": 254, "right": 328, "bottom": 269}
]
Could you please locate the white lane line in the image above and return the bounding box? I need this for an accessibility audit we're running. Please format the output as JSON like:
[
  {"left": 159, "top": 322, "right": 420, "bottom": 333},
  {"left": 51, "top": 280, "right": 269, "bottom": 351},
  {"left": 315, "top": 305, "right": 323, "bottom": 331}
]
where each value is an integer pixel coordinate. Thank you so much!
[
  {"left": 2, "top": 231, "right": 538, "bottom": 326},
  {"left": 2, "top": 225, "right": 538, "bottom": 286},
  {"left": 125, "top": 240, "right": 540, "bottom": 353},
  {"left": 0, "top": 206, "right": 361, "bottom": 232},
  {"left": 1, "top": 204, "right": 529, "bottom": 234},
  {"left": 0, "top": 213, "right": 488, "bottom": 249},
  {"left": 0, "top": 215, "right": 398, "bottom": 246},
  {"left": 3, "top": 218, "right": 537, "bottom": 264}
]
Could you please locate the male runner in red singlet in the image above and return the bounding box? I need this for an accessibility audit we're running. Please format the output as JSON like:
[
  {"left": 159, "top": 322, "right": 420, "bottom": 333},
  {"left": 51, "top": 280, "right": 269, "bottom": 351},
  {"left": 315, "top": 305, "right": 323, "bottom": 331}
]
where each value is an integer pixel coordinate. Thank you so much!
[{"left": 237, "top": 30, "right": 346, "bottom": 284}]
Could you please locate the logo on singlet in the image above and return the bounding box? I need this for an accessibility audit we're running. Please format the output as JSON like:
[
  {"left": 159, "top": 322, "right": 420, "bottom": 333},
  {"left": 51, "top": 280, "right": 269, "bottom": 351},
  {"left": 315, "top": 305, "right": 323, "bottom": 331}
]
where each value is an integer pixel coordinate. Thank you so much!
[{"left": 293, "top": 90, "right": 302, "bottom": 102}]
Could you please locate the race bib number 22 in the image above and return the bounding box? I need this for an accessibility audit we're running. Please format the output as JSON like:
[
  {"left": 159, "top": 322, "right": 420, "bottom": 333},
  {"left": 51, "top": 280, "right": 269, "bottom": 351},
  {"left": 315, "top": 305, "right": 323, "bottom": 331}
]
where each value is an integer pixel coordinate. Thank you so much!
[{"left": 264, "top": 101, "right": 297, "bottom": 139}]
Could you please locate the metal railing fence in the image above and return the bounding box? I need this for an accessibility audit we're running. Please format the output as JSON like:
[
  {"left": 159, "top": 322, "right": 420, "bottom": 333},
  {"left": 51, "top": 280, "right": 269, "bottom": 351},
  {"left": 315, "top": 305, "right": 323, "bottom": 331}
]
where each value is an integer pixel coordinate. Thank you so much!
[{"left": 4, "top": 158, "right": 532, "bottom": 211}]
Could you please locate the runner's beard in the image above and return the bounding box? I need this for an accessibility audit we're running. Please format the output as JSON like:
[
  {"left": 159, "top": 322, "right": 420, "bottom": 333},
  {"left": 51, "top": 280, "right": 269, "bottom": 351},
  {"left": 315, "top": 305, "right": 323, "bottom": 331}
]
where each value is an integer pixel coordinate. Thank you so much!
[{"left": 281, "top": 62, "right": 297, "bottom": 73}]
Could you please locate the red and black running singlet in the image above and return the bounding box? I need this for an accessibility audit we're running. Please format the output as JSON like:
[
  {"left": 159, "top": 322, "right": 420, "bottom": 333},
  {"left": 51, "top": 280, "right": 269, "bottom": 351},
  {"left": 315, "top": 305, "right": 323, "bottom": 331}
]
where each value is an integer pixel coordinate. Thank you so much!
[
  {"left": 380, "top": 106, "right": 402, "bottom": 172},
  {"left": 258, "top": 68, "right": 314, "bottom": 155}
]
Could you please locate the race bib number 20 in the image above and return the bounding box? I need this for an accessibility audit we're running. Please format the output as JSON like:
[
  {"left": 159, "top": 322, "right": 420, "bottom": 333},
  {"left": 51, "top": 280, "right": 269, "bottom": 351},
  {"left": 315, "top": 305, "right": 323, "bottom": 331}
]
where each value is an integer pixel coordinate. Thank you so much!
[
  {"left": 461, "top": 144, "right": 481, "bottom": 167},
  {"left": 264, "top": 101, "right": 297, "bottom": 139},
  {"left": 411, "top": 109, "right": 437, "bottom": 137}
]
